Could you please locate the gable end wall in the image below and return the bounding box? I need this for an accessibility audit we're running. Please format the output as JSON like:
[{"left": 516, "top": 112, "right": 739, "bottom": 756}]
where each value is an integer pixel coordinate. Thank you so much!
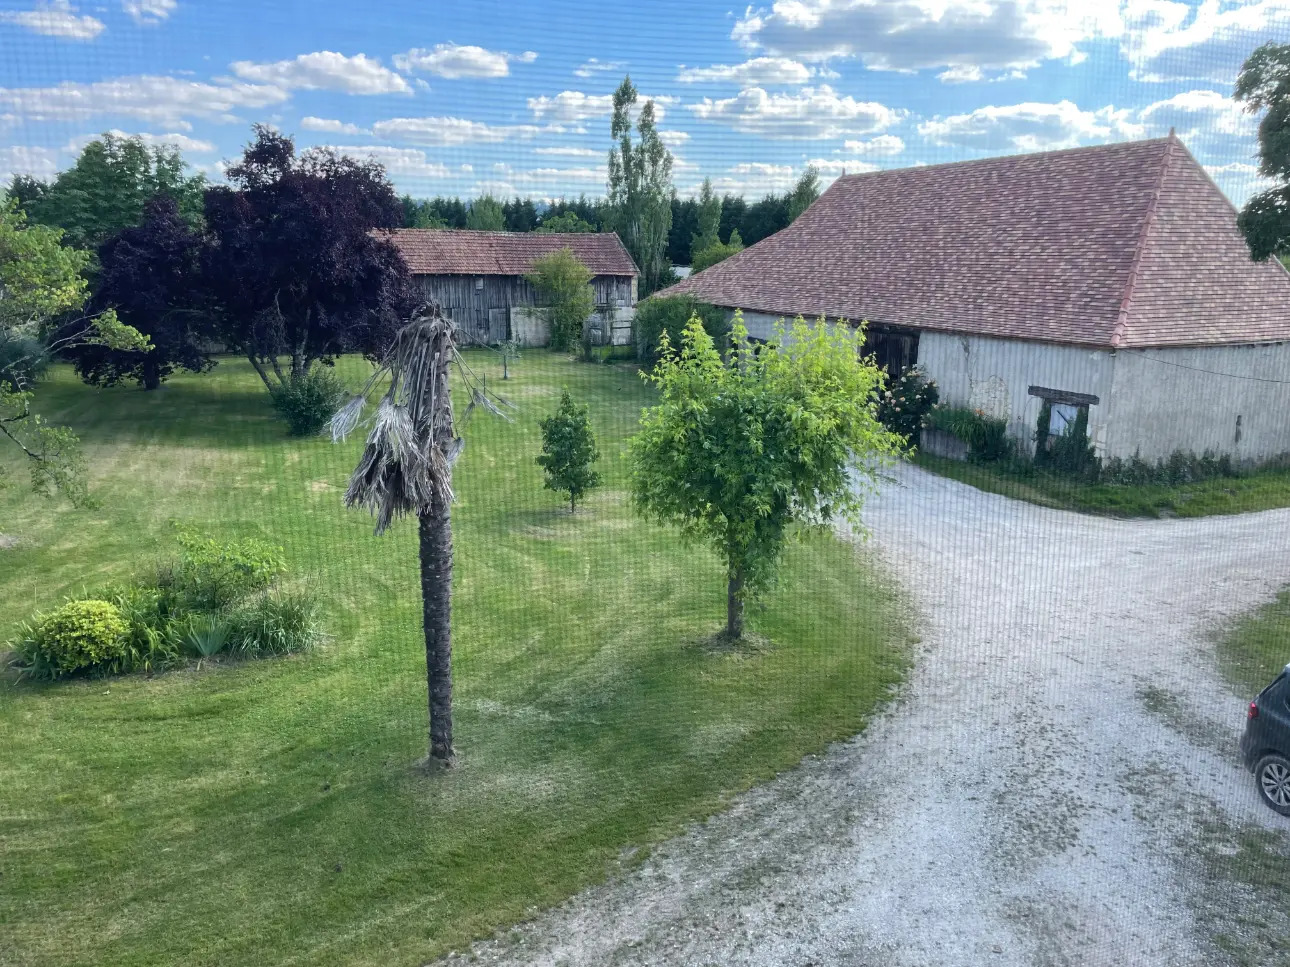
[{"left": 1104, "top": 343, "right": 1290, "bottom": 462}]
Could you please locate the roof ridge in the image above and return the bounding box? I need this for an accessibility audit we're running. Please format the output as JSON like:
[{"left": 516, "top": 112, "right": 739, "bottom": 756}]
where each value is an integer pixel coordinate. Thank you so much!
[
  {"left": 1109, "top": 136, "right": 1175, "bottom": 349},
  {"left": 835, "top": 136, "right": 1174, "bottom": 183}
]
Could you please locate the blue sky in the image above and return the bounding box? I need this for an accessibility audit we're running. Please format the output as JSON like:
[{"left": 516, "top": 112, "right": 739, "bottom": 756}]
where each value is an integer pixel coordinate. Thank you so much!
[{"left": 1, "top": 0, "right": 1287, "bottom": 204}]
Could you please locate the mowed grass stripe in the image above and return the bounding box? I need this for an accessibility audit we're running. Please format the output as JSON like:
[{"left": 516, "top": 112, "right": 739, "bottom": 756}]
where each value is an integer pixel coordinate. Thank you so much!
[{"left": 0, "top": 352, "right": 912, "bottom": 967}]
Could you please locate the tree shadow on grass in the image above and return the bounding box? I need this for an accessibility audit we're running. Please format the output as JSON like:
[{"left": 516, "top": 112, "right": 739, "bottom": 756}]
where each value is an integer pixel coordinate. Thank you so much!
[{"left": 46, "top": 379, "right": 297, "bottom": 447}]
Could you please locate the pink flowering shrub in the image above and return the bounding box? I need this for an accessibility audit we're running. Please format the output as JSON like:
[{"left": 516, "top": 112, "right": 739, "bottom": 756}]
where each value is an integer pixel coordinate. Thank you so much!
[{"left": 875, "top": 365, "right": 939, "bottom": 445}]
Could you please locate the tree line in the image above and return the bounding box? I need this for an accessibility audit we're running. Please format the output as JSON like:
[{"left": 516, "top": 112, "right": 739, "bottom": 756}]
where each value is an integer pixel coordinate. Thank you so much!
[{"left": 398, "top": 170, "right": 820, "bottom": 272}]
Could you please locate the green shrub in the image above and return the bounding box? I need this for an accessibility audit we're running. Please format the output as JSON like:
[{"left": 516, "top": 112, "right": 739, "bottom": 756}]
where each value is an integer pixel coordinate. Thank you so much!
[
  {"left": 11, "top": 599, "right": 128, "bottom": 679},
  {"left": 927, "top": 405, "right": 1010, "bottom": 462},
  {"left": 157, "top": 530, "right": 285, "bottom": 612},
  {"left": 183, "top": 614, "right": 233, "bottom": 658},
  {"left": 633, "top": 295, "right": 728, "bottom": 365},
  {"left": 269, "top": 367, "right": 348, "bottom": 436},
  {"left": 875, "top": 365, "right": 939, "bottom": 446},
  {"left": 1046, "top": 408, "right": 1099, "bottom": 479},
  {"left": 226, "top": 588, "right": 323, "bottom": 657},
  {"left": 1101, "top": 449, "right": 1239, "bottom": 486},
  {"left": 100, "top": 583, "right": 184, "bottom": 674},
  {"left": 690, "top": 229, "right": 744, "bottom": 274}
]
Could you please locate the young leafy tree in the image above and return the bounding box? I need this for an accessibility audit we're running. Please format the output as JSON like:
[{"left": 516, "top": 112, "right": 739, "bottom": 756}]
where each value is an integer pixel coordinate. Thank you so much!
[
  {"left": 786, "top": 166, "right": 822, "bottom": 223},
  {"left": 691, "top": 177, "right": 722, "bottom": 262},
  {"left": 26, "top": 133, "right": 205, "bottom": 250},
  {"left": 330, "top": 303, "right": 512, "bottom": 766},
  {"left": 630, "top": 314, "right": 904, "bottom": 639},
  {"left": 691, "top": 228, "right": 744, "bottom": 274},
  {"left": 632, "top": 294, "right": 727, "bottom": 364},
  {"left": 466, "top": 194, "right": 506, "bottom": 231},
  {"left": 202, "top": 126, "right": 415, "bottom": 394},
  {"left": 73, "top": 195, "right": 211, "bottom": 390},
  {"left": 1235, "top": 42, "right": 1290, "bottom": 261},
  {"left": 536, "top": 211, "right": 595, "bottom": 234},
  {"left": 526, "top": 248, "right": 595, "bottom": 352},
  {"left": 537, "top": 390, "right": 601, "bottom": 512},
  {"left": 0, "top": 200, "right": 148, "bottom": 503},
  {"left": 608, "top": 76, "right": 674, "bottom": 295}
]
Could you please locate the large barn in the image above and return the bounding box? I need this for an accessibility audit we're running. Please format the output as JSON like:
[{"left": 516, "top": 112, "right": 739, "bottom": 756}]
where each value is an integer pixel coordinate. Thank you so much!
[
  {"left": 387, "top": 229, "right": 639, "bottom": 347},
  {"left": 664, "top": 135, "right": 1290, "bottom": 463}
]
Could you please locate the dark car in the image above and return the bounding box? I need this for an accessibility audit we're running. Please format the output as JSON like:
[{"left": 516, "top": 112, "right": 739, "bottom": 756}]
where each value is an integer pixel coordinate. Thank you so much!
[{"left": 1241, "top": 664, "right": 1290, "bottom": 816}]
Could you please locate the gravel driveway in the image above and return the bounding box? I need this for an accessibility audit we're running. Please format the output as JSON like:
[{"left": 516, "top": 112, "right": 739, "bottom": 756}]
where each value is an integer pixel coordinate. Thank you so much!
[{"left": 459, "top": 464, "right": 1290, "bottom": 967}]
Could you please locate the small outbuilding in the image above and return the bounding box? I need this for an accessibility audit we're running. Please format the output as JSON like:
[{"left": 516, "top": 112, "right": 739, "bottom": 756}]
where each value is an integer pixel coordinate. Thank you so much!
[
  {"left": 387, "top": 229, "right": 639, "bottom": 347},
  {"left": 663, "top": 135, "right": 1290, "bottom": 463}
]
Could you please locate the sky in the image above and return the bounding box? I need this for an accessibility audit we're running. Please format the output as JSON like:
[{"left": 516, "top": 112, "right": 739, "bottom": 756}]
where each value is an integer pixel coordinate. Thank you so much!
[{"left": 0, "top": 0, "right": 1287, "bottom": 206}]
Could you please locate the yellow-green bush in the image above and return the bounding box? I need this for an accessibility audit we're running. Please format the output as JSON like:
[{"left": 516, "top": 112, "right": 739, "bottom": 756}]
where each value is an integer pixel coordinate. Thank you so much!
[{"left": 12, "top": 599, "right": 128, "bottom": 679}]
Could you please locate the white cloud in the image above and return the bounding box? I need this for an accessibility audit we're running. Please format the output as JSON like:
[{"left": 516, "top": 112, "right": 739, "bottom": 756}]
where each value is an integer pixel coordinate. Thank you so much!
[
  {"left": 659, "top": 129, "right": 690, "bottom": 147},
  {"left": 731, "top": 0, "right": 1121, "bottom": 72},
  {"left": 527, "top": 90, "right": 613, "bottom": 123},
  {"left": 1122, "top": 0, "right": 1290, "bottom": 82},
  {"left": 230, "top": 51, "right": 410, "bottom": 95},
  {"left": 937, "top": 65, "right": 1027, "bottom": 83},
  {"left": 472, "top": 163, "right": 608, "bottom": 200},
  {"left": 807, "top": 158, "right": 879, "bottom": 175},
  {"left": 122, "top": 0, "right": 176, "bottom": 25},
  {"left": 677, "top": 56, "right": 814, "bottom": 86},
  {"left": 324, "top": 145, "right": 471, "bottom": 181},
  {"left": 194, "top": 159, "right": 229, "bottom": 183},
  {"left": 490, "top": 162, "right": 606, "bottom": 184},
  {"left": 0, "top": 1, "right": 103, "bottom": 40},
  {"left": 688, "top": 85, "right": 901, "bottom": 139},
  {"left": 528, "top": 89, "right": 675, "bottom": 123},
  {"left": 392, "top": 43, "right": 537, "bottom": 79},
  {"left": 918, "top": 100, "right": 1143, "bottom": 151},
  {"left": 65, "top": 129, "right": 216, "bottom": 153},
  {"left": 0, "top": 145, "right": 60, "bottom": 182},
  {"left": 300, "top": 116, "right": 368, "bottom": 135},
  {"left": 1138, "top": 88, "right": 1254, "bottom": 139},
  {"left": 841, "top": 134, "right": 905, "bottom": 155},
  {"left": 0, "top": 75, "right": 289, "bottom": 126},
  {"left": 1205, "top": 161, "right": 1274, "bottom": 204},
  {"left": 371, "top": 116, "right": 543, "bottom": 145},
  {"left": 709, "top": 161, "right": 805, "bottom": 194},
  {"left": 573, "top": 58, "right": 624, "bottom": 78},
  {"left": 534, "top": 146, "right": 601, "bottom": 157}
]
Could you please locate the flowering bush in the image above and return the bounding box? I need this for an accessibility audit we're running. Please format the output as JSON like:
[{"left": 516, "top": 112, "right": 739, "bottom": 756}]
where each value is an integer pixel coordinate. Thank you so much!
[{"left": 875, "top": 365, "right": 939, "bottom": 446}]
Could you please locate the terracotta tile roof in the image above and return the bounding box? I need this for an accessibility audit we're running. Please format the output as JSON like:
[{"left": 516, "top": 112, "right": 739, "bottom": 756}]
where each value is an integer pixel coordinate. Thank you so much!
[
  {"left": 662, "top": 137, "right": 1290, "bottom": 349},
  {"left": 385, "top": 229, "right": 638, "bottom": 278}
]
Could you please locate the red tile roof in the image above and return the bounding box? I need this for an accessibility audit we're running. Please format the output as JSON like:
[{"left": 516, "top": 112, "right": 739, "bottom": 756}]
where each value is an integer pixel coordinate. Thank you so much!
[
  {"left": 663, "top": 137, "right": 1290, "bottom": 349},
  {"left": 385, "top": 229, "right": 638, "bottom": 278}
]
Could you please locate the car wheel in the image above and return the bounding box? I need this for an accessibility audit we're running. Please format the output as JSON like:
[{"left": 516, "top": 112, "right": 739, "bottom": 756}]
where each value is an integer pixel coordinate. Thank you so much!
[{"left": 1256, "top": 754, "right": 1290, "bottom": 816}]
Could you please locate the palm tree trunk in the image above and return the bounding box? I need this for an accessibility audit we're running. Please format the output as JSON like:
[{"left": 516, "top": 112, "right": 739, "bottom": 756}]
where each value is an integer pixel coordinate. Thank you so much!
[
  {"left": 418, "top": 493, "right": 454, "bottom": 765},
  {"left": 726, "top": 567, "right": 744, "bottom": 639}
]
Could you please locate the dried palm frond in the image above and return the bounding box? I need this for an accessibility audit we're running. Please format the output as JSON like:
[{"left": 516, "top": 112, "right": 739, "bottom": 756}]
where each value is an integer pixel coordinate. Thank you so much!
[{"left": 329, "top": 301, "right": 510, "bottom": 534}]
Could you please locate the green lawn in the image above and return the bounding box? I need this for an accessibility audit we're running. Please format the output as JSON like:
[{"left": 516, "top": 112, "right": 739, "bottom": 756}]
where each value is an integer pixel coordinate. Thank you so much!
[
  {"left": 915, "top": 452, "right": 1290, "bottom": 518},
  {"left": 0, "top": 354, "right": 912, "bottom": 967},
  {"left": 1216, "top": 587, "right": 1290, "bottom": 697}
]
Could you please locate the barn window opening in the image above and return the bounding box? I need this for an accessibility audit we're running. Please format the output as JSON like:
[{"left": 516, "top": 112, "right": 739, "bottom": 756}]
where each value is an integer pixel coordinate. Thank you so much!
[
  {"left": 864, "top": 326, "right": 920, "bottom": 376},
  {"left": 1048, "top": 402, "right": 1079, "bottom": 439},
  {"left": 1029, "top": 386, "right": 1100, "bottom": 456}
]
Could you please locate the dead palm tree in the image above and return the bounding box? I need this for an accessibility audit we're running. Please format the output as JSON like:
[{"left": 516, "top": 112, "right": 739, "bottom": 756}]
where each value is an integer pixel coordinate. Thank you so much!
[{"left": 330, "top": 302, "right": 509, "bottom": 766}]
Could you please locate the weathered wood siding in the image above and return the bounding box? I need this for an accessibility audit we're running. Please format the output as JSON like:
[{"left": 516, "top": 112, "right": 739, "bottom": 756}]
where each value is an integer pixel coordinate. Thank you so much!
[{"left": 414, "top": 273, "right": 634, "bottom": 344}]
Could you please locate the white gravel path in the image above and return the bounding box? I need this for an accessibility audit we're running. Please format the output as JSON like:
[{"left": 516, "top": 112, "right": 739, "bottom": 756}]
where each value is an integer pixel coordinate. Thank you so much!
[{"left": 458, "top": 464, "right": 1290, "bottom": 967}]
